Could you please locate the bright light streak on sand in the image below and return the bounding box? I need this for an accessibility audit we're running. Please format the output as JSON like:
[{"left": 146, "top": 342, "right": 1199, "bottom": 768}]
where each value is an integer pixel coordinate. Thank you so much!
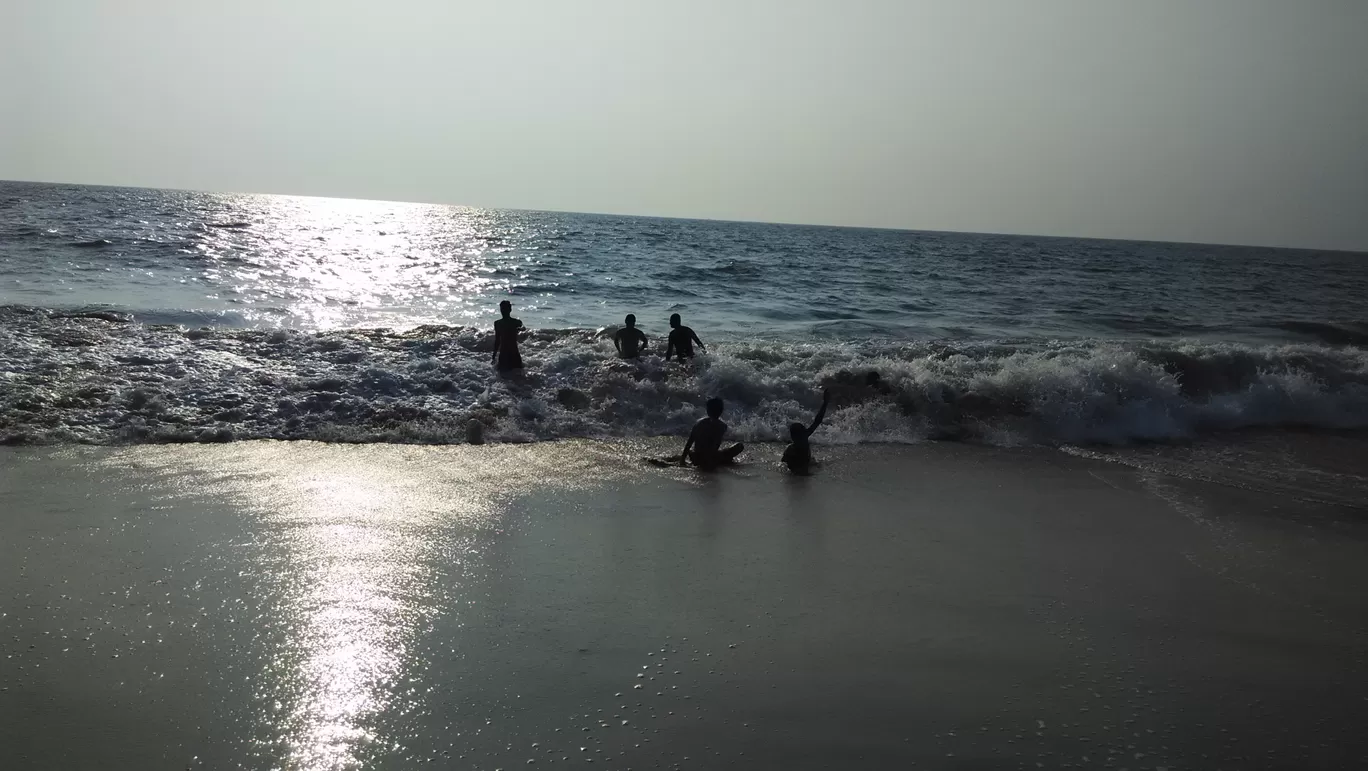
[
  {"left": 276, "top": 474, "right": 410, "bottom": 770},
  {"left": 87, "top": 442, "right": 628, "bottom": 769},
  {"left": 163, "top": 445, "right": 501, "bottom": 769}
]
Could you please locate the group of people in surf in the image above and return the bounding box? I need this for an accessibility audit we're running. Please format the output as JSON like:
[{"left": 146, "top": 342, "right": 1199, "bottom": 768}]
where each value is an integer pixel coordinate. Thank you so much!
[
  {"left": 490, "top": 300, "right": 830, "bottom": 474},
  {"left": 492, "top": 301, "right": 704, "bottom": 371}
]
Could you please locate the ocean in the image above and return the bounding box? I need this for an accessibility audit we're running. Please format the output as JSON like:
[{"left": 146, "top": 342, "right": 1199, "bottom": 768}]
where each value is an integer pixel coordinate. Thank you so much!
[{"left": 2, "top": 179, "right": 1367, "bottom": 448}]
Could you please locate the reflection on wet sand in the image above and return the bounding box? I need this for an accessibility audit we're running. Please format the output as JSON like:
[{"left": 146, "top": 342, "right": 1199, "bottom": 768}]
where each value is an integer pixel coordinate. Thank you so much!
[
  {"left": 5, "top": 440, "right": 1367, "bottom": 770},
  {"left": 135, "top": 442, "right": 612, "bottom": 770},
  {"left": 177, "top": 447, "right": 498, "bottom": 769}
]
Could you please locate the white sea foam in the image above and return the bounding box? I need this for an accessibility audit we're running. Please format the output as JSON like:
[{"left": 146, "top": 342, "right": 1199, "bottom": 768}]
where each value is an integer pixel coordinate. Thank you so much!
[{"left": 3, "top": 305, "right": 1367, "bottom": 447}]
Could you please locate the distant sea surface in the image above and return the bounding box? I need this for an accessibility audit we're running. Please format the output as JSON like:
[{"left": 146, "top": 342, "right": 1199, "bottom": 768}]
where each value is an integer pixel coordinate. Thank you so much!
[{"left": 3, "top": 180, "right": 1367, "bottom": 452}]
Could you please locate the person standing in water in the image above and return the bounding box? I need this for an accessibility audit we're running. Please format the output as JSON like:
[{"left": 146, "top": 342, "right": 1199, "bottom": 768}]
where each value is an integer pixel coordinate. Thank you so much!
[
  {"left": 665, "top": 313, "right": 706, "bottom": 361},
  {"left": 680, "top": 397, "right": 744, "bottom": 469},
  {"left": 492, "top": 299, "right": 524, "bottom": 372},
  {"left": 613, "top": 314, "right": 649, "bottom": 359},
  {"left": 781, "top": 389, "right": 830, "bottom": 474}
]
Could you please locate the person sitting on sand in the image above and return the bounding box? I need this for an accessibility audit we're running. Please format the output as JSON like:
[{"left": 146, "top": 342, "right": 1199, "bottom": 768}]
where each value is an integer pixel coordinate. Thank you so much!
[
  {"left": 492, "top": 299, "right": 524, "bottom": 372},
  {"left": 665, "top": 313, "right": 706, "bottom": 361},
  {"left": 781, "top": 389, "right": 830, "bottom": 474},
  {"left": 613, "top": 314, "right": 649, "bottom": 359},
  {"left": 680, "top": 397, "right": 744, "bottom": 469}
]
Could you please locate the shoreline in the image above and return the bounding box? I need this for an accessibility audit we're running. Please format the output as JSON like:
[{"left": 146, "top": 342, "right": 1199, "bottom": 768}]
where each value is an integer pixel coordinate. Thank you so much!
[{"left": 6, "top": 429, "right": 1367, "bottom": 512}]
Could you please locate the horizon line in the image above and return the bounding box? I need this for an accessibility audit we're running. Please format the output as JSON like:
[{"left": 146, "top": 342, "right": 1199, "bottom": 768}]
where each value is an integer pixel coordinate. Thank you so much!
[{"left": 2, "top": 175, "right": 1364, "bottom": 256}]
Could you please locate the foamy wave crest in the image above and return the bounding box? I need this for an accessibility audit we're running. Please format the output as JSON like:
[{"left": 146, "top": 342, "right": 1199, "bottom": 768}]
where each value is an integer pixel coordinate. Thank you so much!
[{"left": 3, "top": 304, "right": 1366, "bottom": 447}]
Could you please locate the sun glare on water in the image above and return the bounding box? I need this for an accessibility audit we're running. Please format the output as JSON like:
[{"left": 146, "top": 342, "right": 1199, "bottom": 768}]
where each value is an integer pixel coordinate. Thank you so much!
[{"left": 200, "top": 194, "right": 515, "bottom": 330}]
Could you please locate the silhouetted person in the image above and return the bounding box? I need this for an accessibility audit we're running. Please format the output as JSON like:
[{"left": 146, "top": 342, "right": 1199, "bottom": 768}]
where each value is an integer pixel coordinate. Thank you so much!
[
  {"left": 492, "top": 299, "right": 524, "bottom": 372},
  {"left": 781, "top": 389, "right": 830, "bottom": 474},
  {"left": 613, "top": 314, "right": 649, "bottom": 359},
  {"left": 665, "top": 313, "right": 705, "bottom": 361},
  {"left": 680, "top": 397, "right": 744, "bottom": 469}
]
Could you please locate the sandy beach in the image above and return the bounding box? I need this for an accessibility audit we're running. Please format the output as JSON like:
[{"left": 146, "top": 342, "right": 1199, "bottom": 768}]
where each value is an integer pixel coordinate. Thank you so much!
[{"left": 2, "top": 439, "right": 1367, "bottom": 770}]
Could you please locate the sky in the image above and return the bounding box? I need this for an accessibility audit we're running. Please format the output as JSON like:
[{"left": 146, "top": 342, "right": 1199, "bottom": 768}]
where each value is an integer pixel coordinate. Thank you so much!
[{"left": 2, "top": 0, "right": 1366, "bottom": 251}]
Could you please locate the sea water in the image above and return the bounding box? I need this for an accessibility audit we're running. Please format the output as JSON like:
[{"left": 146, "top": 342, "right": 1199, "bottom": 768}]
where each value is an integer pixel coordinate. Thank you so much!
[{"left": 3, "top": 180, "right": 1367, "bottom": 446}]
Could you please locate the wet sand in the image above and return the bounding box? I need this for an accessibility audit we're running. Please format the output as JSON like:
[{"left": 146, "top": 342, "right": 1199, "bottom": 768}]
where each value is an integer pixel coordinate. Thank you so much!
[{"left": 2, "top": 440, "right": 1367, "bottom": 770}]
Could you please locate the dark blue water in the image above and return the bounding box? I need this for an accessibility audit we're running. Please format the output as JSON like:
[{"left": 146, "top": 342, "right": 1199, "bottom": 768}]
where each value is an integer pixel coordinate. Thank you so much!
[
  {"left": 3, "top": 180, "right": 1367, "bottom": 447},
  {"left": 3, "top": 180, "right": 1366, "bottom": 343}
]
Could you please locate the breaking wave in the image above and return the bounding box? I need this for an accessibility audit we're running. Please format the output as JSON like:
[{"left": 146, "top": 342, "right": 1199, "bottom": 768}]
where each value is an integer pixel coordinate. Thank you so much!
[{"left": 2, "top": 304, "right": 1366, "bottom": 447}]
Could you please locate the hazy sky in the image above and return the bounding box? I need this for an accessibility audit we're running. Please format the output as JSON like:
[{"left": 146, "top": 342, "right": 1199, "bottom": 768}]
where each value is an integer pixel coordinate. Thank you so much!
[{"left": 3, "top": 1, "right": 1366, "bottom": 250}]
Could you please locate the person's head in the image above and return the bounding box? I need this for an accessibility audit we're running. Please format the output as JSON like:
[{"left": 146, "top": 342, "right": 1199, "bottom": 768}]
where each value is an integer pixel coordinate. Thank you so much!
[
  {"left": 789, "top": 422, "right": 807, "bottom": 442},
  {"left": 624, "top": 314, "right": 636, "bottom": 327},
  {"left": 705, "top": 397, "right": 724, "bottom": 418},
  {"left": 669, "top": 313, "right": 681, "bottom": 328},
  {"left": 865, "top": 371, "right": 881, "bottom": 386},
  {"left": 499, "top": 300, "right": 512, "bottom": 317}
]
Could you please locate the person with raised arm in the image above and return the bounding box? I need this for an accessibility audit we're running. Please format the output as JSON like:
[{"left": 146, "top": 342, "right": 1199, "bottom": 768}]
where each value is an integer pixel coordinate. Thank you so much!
[{"left": 781, "top": 389, "right": 830, "bottom": 474}]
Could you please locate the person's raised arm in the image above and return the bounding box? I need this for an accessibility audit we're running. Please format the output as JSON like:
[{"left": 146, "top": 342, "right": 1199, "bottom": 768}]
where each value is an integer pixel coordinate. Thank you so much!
[
  {"left": 638, "top": 329, "right": 649, "bottom": 348},
  {"left": 805, "top": 389, "right": 830, "bottom": 437},
  {"left": 613, "top": 329, "right": 622, "bottom": 354},
  {"left": 691, "top": 329, "right": 706, "bottom": 353},
  {"left": 665, "top": 333, "right": 675, "bottom": 361}
]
